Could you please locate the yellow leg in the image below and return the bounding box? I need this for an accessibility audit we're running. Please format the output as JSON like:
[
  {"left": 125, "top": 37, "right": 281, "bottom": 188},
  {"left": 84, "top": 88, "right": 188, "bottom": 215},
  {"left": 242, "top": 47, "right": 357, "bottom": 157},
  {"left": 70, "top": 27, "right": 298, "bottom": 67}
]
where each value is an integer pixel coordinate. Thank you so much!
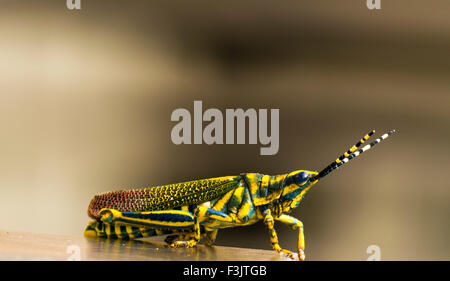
[
  {"left": 263, "top": 209, "right": 299, "bottom": 260},
  {"left": 276, "top": 214, "right": 306, "bottom": 261},
  {"left": 99, "top": 208, "right": 195, "bottom": 229},
  {"left": 170, "top": 207, "right": 232, "bottom": 248},
  {"left": 170, "top": 207, "right": 203, "bottom": 248}
]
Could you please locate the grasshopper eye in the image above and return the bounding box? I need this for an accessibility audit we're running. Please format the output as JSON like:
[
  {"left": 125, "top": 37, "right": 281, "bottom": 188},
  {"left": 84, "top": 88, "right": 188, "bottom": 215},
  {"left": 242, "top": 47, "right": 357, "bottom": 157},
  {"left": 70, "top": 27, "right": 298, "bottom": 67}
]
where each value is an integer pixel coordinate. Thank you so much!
[{"left": 295, "top": 171, "right": 309, "bottom": 184}]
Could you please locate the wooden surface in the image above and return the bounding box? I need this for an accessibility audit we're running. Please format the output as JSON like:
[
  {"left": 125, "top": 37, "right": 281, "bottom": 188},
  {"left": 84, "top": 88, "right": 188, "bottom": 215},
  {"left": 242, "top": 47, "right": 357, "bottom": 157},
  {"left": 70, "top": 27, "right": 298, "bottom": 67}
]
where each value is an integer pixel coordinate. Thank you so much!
[{"left": 0, "top": 231, "right": 291, "bottom": 261}]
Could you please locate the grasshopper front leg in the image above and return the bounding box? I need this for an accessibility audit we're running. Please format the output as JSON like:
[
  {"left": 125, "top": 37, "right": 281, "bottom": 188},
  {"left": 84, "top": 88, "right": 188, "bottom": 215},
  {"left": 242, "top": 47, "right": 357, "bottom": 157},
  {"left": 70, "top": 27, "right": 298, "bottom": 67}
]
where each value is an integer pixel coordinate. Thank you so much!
[
  {"left": 276, "top": 214, "right": 306, "bottom": 261},
  {"left": 263, "top": 209, "right": 301, "bottom": 260}
]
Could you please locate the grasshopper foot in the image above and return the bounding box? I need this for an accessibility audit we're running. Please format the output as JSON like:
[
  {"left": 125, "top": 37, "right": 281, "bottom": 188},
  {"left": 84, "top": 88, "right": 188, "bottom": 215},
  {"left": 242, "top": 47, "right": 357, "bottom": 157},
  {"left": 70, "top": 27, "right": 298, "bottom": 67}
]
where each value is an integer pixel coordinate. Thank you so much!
[
  {"left": 298, "top": 249, "right": 306, "bottom": 261},
  {"left": 169, "top": 240, "right": 197, "bottom": 248},
  {"left": 276, "top": 248, "right": 296, "bottom": 260}
]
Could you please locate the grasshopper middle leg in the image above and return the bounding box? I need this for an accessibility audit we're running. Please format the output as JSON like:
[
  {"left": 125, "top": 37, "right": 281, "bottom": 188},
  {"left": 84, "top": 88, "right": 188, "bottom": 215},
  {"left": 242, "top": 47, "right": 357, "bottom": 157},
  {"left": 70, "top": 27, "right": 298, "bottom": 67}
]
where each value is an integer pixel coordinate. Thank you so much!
[{"left": 169, "top": 206, "right": 233, "bottom": 248}]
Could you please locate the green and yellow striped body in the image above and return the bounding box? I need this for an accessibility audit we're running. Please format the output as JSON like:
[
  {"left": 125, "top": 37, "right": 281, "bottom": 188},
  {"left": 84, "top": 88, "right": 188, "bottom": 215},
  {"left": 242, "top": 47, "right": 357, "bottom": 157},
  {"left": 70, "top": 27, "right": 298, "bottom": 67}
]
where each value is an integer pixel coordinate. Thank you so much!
[{"left": 85, "top": 170, "right": 318, "bottom": 259}]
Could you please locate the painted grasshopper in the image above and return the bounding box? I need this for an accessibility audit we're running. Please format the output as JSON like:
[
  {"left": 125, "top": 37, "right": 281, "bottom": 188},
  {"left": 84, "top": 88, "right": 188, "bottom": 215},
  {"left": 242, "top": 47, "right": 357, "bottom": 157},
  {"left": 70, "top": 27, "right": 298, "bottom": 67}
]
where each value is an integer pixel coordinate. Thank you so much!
[{"left": 85, "top": 130, "right": 395, "bottom": 260}]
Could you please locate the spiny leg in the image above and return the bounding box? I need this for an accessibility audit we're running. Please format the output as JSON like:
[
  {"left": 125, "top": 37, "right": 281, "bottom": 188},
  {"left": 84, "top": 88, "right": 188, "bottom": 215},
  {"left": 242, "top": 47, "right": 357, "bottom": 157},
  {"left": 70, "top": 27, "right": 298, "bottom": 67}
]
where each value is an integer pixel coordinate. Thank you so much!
[
  {"left": 263, "top": 209, "right": 297, "bottom": 260},
  {"left": 94, "top": 208, "right": 197, "bottom": 241},
  {"left": 84, "top": 220, "right": 135, "bottom": 239},
  {"left": 170, "top": 207, "right": 232, "bottom": 248},
  {"left": 84, "top": 219, "right": 178, "bottom": 240},
  {"left": 276, "top": 214, "right": 306, "bottom": 261},
  {"left": 99, "top": 208, "right": 195, "bottom": 229}
]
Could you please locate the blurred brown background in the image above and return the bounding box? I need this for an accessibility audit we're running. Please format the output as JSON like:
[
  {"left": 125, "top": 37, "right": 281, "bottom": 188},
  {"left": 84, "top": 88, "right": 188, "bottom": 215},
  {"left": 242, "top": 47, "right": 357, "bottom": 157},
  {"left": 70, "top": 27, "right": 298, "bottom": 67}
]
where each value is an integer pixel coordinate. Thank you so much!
[{"left": 0, "top": 1, "right": 449, "bottom": 260}]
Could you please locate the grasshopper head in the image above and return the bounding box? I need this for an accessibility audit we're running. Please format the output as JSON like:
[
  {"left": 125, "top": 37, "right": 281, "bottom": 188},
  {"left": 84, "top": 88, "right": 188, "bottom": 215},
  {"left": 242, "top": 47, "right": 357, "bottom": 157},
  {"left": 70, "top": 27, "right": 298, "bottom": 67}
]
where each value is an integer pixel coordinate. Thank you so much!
[{"left": 279, "top": 170, "right": 319, "bottom": 212}]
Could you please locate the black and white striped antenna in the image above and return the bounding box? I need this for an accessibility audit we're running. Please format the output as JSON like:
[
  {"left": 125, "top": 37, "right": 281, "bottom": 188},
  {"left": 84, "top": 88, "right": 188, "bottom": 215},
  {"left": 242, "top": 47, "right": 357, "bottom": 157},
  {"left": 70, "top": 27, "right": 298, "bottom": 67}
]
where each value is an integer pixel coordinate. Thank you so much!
[{"left": 311, "top": 130, "right": 396, "bottom": 182}]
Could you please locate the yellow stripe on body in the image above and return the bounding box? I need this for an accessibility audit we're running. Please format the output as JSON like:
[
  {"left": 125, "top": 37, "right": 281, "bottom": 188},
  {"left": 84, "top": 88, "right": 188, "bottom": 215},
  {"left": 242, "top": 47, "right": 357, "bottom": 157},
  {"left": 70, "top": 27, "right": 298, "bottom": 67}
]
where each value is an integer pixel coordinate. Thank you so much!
[
  {"left": 261, "top": 175, "right": 270, "bottom": 194},
  {"left": 212, "top": 189, "right": 234, "bottom": 211},
  {"left": 282, "top": 183, "right": 301, "bottom": 195},
  {"left": 117, "top": 219, "right": 193, "bottom": 228},
  {"left": 140, "top": 227, "right": 150, "bottom": 237},
  {"left": 289, "top": 179, "right": 318, "bottom": 209},
  {"left": 244, "top": 174, "right": 260, "bottom": 198},
  {"left": 125, "top": 226, "right": 135, "bottom": 239},
  {"left": 115, "top": 225, "right": 124, "bottom": 238},
  {"left": 252, "top": 174, "right": 288, "bottom": 206},
  {"left": 251, "top": 174, "right": 278, "bottom": 206},
  {"left": 237, "top": 201, "right": 251, "bottom": 221},
  {"left": 253, "top": 189, "right": 282, "bottom": 206},
  {"left": 105, "top": 224, "right": 112, "bottom": 236},
  {"left": 269, "top": 175, "right": 285, "bottom": 186},
  {"left": 231, "top": 185, "right": 245, "bottom": 204}
]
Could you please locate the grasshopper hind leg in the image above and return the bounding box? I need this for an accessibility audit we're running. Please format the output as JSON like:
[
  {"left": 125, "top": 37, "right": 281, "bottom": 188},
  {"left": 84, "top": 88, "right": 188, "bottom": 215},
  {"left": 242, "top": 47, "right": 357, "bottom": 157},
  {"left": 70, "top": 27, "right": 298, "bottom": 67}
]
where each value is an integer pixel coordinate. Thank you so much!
[
  {"left": 84, "top": 220, "right": 107, "bottom": 238},
  {"left": 84, "top": 220, "right": 143, "bottom": 239},
  {"left": 84, "top": 220, "right": 176, "bottom": 240},
  {"left": 92, "top": 207, "right": 224, "bottom": 248},
  {"left": 90, "top": 208, "right": 198, "bottom": 241}
]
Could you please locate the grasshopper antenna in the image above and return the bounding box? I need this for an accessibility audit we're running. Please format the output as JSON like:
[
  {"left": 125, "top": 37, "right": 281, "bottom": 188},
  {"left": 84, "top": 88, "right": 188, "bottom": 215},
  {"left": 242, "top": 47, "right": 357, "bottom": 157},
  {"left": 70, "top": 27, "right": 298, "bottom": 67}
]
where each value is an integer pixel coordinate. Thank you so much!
[
  {"left": 311, "top": 130, "right": 395, "bottom": 182},
  {"left": 316, "top": 130, "right": 375, "bottom": 177}
]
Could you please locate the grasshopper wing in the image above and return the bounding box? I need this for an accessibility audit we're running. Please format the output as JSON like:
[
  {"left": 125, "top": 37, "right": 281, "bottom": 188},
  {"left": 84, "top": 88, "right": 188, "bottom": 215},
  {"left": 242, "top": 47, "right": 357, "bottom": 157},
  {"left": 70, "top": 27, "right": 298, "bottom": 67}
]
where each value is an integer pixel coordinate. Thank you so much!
[{"left": 88, "top": 175, "right": 241, "bottom": 219}]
